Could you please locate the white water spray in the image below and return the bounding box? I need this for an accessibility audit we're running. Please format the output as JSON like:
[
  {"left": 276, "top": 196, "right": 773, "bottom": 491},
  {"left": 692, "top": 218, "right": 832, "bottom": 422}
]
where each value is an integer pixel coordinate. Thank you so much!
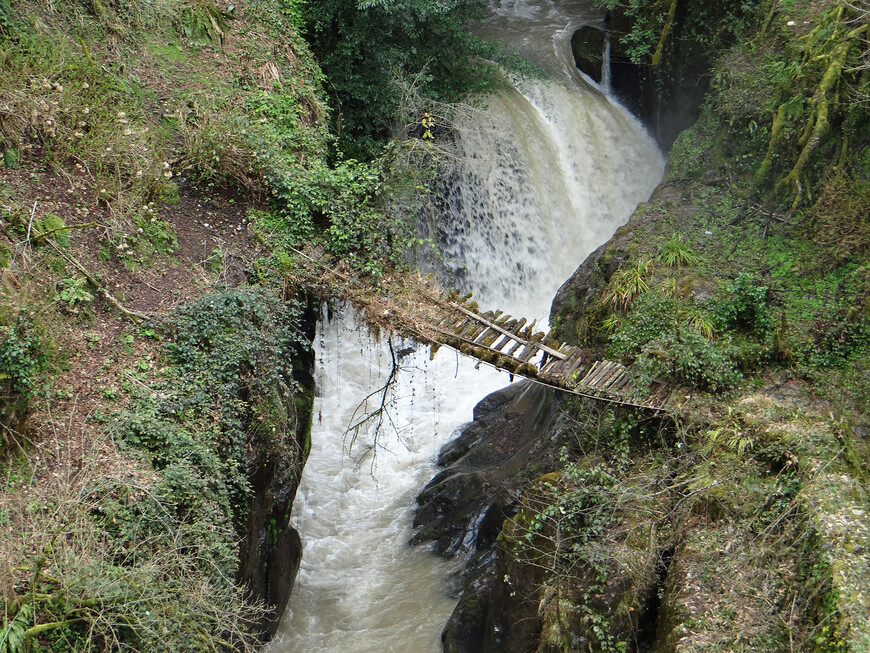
[
  {"left": 602, "top": 31, "right": 612, "bottom": 94},
  {"left": 270, "top": 1, "right": 664, "bottom": 650}
]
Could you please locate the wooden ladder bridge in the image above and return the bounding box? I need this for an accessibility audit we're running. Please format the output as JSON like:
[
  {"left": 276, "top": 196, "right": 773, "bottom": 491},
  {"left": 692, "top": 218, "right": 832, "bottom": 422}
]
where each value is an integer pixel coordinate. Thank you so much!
[
  {"left": 402, "top": 292, "right": 678, "bottom": 413},
  {"left": 288, "top": 248, "right": 677, "bottom": 413}
]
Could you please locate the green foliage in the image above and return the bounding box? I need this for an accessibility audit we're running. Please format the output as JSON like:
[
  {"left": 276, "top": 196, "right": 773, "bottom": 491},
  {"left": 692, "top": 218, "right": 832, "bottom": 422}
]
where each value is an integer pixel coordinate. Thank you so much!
[
  {"left": 0, "top": 471, "right": 264, "bottom": 653},
  {"left": 667, "top": 111, "right": 723, "bottom": 179},
  {"left": 35, "top": 212, "right": 69, "bottom": 247},
  {"left": 609, "top": 292, "right": 743, "bottom": 391},
  {"left": 57, "top": 275, "right": 95, "bottom": 309},
  {"left": 0, "top": 0, "right": 14, "bottom": 40},
  {"left": 656, "top": 233, "right": 700, "bottom": 267},
  {"left": 1, "top": 147, "right": 18, "bottom": 169},
  {"left": 602, "top": 258, "right": 653, "bottom": 311},
  {"left": 120, "top": 288, "right": 307, "bottom": 527},
  {"left": 595, "top": 0, "right": 760, "bottom": 65},
  {"left": 0, "top": 21, "right": 179, "bottom": 256},
  {"left": 0, "top": 315, "right": 51, "bottom": 400},
  {"left": 502, "top": 407, "right": 664, "bottom": 653},
  {"left": 0, "top": 603, "right": 31, "bottom": 653},
  {"left": 711, "top": 272, "right": 772, "bottom": 337},
  {"left": 255, "top": 149, "right": 432, "bottom": 276},
  {"left": 810, "top": 171, "right": 870, "bottom": 266},
  {"left": 797, "top": 317, "right": 870, "bottom": 369},
  {"left": 176, "top": 0, "right": 232, "bottom": 46},
  {"left": 301, "top": 0, "right": 505, "bottom": 157},
  {"left": 705, "top": 3, "right": 870, "bottom": 203}
]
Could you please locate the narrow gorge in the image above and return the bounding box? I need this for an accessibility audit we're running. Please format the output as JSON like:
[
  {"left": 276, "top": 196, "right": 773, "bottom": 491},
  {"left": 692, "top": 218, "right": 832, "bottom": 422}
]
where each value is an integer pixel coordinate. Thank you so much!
[
  {"left": 269, "top": 1, "right": 663, "bottom": 650},
  {"left": 1, "top": 0, "right": 868, "bottom": 650}
]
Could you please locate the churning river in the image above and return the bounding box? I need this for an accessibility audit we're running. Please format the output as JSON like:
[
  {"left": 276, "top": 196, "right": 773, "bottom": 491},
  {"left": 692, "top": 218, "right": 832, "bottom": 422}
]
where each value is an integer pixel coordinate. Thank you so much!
[{"left": 268, "top": 1, "right": 664, "bottom": 650}]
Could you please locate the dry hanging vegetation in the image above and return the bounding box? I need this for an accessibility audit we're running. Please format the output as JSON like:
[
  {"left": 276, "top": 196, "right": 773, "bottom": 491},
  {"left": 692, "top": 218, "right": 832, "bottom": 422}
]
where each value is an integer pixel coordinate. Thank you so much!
[{"left": 1, "top": 439, "right": 266, "bottom": 652}]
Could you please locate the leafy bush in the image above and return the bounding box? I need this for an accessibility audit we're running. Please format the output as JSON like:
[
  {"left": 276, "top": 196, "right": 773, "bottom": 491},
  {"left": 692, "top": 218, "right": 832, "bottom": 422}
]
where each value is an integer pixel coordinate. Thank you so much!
[
  {"left": 0, "top": 466, "right": 265, "bottom": 653},
  {"left": 0, "top": 315, "right": 51, "bottom": 401},
  {"left": 602, "top": 258, "right": 653, "bottom": 311},
  {"left": 656, "top": 233, "right": 701, "bottom": 267},
  {"left": 594, "top": 0, "right": 760, "bottom": 66},
  {"left": 633, "top": 325, "right": 743, "bottom": 391},
  {"left": 0, "top": 0, "right": 14, "bottom": 39},
  {"left": 302, "top": 0, "right": 503, "bottom": 157},
  {"left": 810, "top": 171, "right": 870, "bottom": 267},
  {"left": 797, "top": 317, "right": 870, "bottom": 369},
  {"left": 609, "top": 292, "right": 742, "bottom": 391},
  {"left": 711, "top": 272, "right": 772, "bottom": 337},
  {"left": 120, "top": 288, "right": 308, "bottom": 526}
]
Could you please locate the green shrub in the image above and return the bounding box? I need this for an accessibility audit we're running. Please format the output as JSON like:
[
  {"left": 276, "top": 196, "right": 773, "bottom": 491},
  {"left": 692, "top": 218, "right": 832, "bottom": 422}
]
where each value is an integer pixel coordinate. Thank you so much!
[
  {"left": 120, "top": 288, "right": 308, "bottom": 526},
  {"left": 602, "top": 258, "right": 653, "bottom": 311},
  {"left": 0, "top": 0, "right": 15, "bottom": 39},
  {"left": 0, "top": 469, "right": 264, "bottom": 653},
  {"left": 711, "top": 272, "right": 772, "bottom": 337},
  {"left": 302, "top": 0, "right": 504, "bottom": 158},
  {"left": 0, "top": 315, "right": 51, "bottom": 401},
  {"left": 633, "top": 326, "right": 743, "bottom": 391},
  {"left": 797, "top": 318, "right": 870, "bottom": 369},
  {"left": 656, "top": 233, "right": 701, "bottom": 267},
  {"left": 609, "top": 292, "right": 742, "bottom": 391}
]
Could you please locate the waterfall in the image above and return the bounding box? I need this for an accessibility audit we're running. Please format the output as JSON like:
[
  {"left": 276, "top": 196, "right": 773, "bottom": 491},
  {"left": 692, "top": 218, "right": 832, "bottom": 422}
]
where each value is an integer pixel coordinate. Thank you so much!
[
  {"left": 268, "top": 2, "right": 665, "bottom": 651},
  {"left": 602, "top": 31, "right": 612, "bottom": 94}
]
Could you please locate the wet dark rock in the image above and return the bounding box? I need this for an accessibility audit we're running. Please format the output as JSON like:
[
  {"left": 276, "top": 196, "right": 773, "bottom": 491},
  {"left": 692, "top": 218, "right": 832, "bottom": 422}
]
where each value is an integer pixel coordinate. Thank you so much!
[
  {"left": 412, "top": 381, "right": 567, "bottom": 652},
  {"left": 237, "top": 297, "right": 317, "bottom": 639},
  {"left": 571, "top": 26, "right": 607, "bottom": 83}
]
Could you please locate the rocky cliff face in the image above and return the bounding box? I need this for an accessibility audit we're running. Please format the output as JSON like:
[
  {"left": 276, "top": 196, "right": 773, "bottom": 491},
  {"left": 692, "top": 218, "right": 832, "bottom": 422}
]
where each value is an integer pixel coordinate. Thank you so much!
[
  {"left": 238, "top": 298, "right": 317, "bottom": 639},
  {"left": 412, "top": 381, "right": 568, "bottom": 652}
]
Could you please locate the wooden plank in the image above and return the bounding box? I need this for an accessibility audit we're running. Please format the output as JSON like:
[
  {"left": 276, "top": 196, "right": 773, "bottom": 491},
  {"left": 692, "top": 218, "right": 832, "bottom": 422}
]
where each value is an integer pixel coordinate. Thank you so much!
[
  {"left": 650, "top": 385, "right": 672, "bottom": 404},
  {"left": 562, "top": 353, "right": 587, "bottom": 379},
  {"left": 594, "top": 365, "right": 616, "bottom": 386},
  {"left": 578, "top": 361, "right": 602, "bottom": 386},
  {"left": 450, "top": 303, "right": 569, "bottom": 361},
  {"left": 608, "top": 370, "right": 629, "bottom": 390},
  {"left": 473, "top": 326, "right": 493, "bottom": 344},
  {"left": 512, "top": 318, "right": 528, "bottom": 334},
  {"left": 598, "top": 368, "right": 622, "bottom": 389},
  {"left": 602, "top": 370, "right": 626, "bottom": 389},
  {"left": 587, "top": 363, "right": 613, "bottom": 388},
  {"left": 479, "top": 329, "right": 501, "bottom": 347},
  {"left": 539, "top": 357, "right": 562, "bottom": 375},
  {"left": 492, "top": 334, "right": 514, "bottom": 352},
  {"left": 465, "top": 323, "right": 489, "bottom": 340},
  {"left": 451, "top": 317, "right": 470, "bottom": 332},
  {"left": 518, "top": 344, "right": 539, "bottom": 363},
  {"left": 611, "top": 374, "right": 632, "bottom": 392},
  {"left": 592, "top": 362, "right": 622, "bottom": 387},
  {"left": 505, "top": 339, "right": 524, "bottom": 358}
]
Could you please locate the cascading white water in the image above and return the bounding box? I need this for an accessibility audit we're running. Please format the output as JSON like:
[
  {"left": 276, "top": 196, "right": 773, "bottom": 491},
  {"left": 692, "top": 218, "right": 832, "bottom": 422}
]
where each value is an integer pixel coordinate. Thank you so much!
[
  {"left": 269, "top": 2, "right": 664, "bottom": 651},
  {"left": 602, "top": 31, "right": 612, "bottom": 93}
]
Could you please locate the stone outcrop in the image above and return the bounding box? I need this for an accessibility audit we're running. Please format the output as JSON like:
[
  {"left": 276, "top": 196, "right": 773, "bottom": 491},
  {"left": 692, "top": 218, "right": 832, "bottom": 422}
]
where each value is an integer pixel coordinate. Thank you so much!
[
  {"left": 412, "top": 381, "right": 567, "bottom": 652},
  {"left": 238, "top": 298, "right": 317, "bottom": 639}
]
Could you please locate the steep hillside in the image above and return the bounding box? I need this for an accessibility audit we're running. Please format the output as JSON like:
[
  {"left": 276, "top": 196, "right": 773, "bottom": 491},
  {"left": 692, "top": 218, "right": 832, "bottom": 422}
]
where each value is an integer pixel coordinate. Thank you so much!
[{"left": 0, "top": 0, "right": 329, "bottom": 648}]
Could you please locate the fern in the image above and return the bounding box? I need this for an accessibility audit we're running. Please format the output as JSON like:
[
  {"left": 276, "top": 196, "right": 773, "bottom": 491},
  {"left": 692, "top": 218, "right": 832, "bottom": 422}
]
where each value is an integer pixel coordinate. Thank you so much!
[
  {"left": 602, "top": 258, "right": 653, "bottom": 311},
  {"left": 0, "top": 604, "right": 33, "bottom": 653}
]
